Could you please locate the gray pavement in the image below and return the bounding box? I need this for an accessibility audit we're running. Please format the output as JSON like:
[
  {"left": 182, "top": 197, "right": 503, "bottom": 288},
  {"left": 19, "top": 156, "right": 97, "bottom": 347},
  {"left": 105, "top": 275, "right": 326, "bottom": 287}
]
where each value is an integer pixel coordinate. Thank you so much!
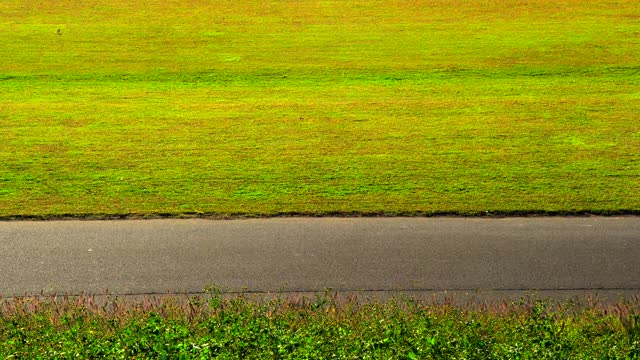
[{"left": 0, "top": 217, "right": 639, "bottom": 301}]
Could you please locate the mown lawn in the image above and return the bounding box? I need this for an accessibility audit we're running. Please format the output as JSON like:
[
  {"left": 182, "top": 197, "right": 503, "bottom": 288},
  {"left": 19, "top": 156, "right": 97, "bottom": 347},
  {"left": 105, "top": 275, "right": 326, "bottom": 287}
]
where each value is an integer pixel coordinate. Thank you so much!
[{"left": 1, "top": 0, "right": 638, "bottom": 218}]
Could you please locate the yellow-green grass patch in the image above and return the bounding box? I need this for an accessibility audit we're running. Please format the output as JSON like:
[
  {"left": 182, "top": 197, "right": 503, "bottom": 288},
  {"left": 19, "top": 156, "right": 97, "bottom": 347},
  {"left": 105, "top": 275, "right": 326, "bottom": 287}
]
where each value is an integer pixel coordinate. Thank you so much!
[{"left": 1, "top": 0, "right": 638, "bottom": 218}]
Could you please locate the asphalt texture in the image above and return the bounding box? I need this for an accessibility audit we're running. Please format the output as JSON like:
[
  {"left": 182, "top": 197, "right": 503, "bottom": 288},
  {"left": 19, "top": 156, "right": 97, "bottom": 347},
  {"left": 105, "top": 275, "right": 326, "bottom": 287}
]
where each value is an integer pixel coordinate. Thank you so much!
[{"left": 1, "top": 217, "right": 639, "bottom": 301}]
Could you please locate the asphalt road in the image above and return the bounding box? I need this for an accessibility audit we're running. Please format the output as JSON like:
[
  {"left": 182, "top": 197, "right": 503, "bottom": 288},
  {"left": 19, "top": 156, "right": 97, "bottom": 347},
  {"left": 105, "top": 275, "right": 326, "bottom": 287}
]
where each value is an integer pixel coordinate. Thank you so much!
[{"left": 1, "top": 217, "right": 639, "bottom": 300}]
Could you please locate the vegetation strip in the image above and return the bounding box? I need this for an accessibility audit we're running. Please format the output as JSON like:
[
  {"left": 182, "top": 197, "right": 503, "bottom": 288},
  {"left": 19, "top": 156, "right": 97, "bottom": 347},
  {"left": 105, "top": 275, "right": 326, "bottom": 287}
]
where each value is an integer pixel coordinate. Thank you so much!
[{"left": 1, "top": 291, "right": 639, "bottom": 358}]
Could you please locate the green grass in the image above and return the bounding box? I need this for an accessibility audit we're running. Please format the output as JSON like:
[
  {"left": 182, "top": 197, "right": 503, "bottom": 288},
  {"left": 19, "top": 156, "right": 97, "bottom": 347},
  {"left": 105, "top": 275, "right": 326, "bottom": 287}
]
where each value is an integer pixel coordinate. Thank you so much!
[
  {"left": 1, "top": 0, "right": 639, "bottom": 218},
  {"left": 1, "top": 291, "right": 639, "bottom": 358}
]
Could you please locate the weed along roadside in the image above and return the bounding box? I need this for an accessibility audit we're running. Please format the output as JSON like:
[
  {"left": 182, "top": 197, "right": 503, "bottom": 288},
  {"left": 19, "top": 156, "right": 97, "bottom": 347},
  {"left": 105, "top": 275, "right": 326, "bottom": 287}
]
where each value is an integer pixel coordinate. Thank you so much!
[{"left": 1, "top": 290, "right": 639, "bottom": 358}]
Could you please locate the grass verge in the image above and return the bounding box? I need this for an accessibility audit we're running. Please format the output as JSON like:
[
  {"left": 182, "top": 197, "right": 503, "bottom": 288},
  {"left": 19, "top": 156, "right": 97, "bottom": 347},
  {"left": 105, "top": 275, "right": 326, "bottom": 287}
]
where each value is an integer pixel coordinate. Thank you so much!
[{"left": 1, "top": 290, "right": 639, "bottom": 358}]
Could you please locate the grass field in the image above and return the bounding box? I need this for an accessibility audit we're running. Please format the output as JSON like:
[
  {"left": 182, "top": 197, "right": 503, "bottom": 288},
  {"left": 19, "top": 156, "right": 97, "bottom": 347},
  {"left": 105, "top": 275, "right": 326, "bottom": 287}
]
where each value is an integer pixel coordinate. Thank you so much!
[{"left": 1, "top": 0, "right": 639, "bottom": 218}]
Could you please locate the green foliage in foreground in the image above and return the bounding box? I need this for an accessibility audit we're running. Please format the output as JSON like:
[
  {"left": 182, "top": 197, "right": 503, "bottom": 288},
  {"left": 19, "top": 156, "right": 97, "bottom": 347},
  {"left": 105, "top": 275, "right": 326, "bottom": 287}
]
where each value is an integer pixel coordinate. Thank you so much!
[
  {"left": 1, "top": 292, "right": 639, "bottom": 359},
  {"left": 1, "top": 0, "right": 639, "bottom": 217}
]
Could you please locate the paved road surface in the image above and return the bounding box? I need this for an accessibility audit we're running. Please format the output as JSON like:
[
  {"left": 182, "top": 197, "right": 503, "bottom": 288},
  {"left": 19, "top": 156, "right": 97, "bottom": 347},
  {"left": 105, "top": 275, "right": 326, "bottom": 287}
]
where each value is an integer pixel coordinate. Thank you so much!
[{"left": 1, "top": 217, "right": 638, "bottom": 300}]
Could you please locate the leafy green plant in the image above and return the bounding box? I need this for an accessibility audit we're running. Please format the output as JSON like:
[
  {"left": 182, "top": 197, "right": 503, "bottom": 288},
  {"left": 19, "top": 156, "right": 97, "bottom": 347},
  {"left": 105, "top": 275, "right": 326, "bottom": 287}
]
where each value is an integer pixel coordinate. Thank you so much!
[{"left": 1, "top": 292, "right": 639, "bottom": 358}]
